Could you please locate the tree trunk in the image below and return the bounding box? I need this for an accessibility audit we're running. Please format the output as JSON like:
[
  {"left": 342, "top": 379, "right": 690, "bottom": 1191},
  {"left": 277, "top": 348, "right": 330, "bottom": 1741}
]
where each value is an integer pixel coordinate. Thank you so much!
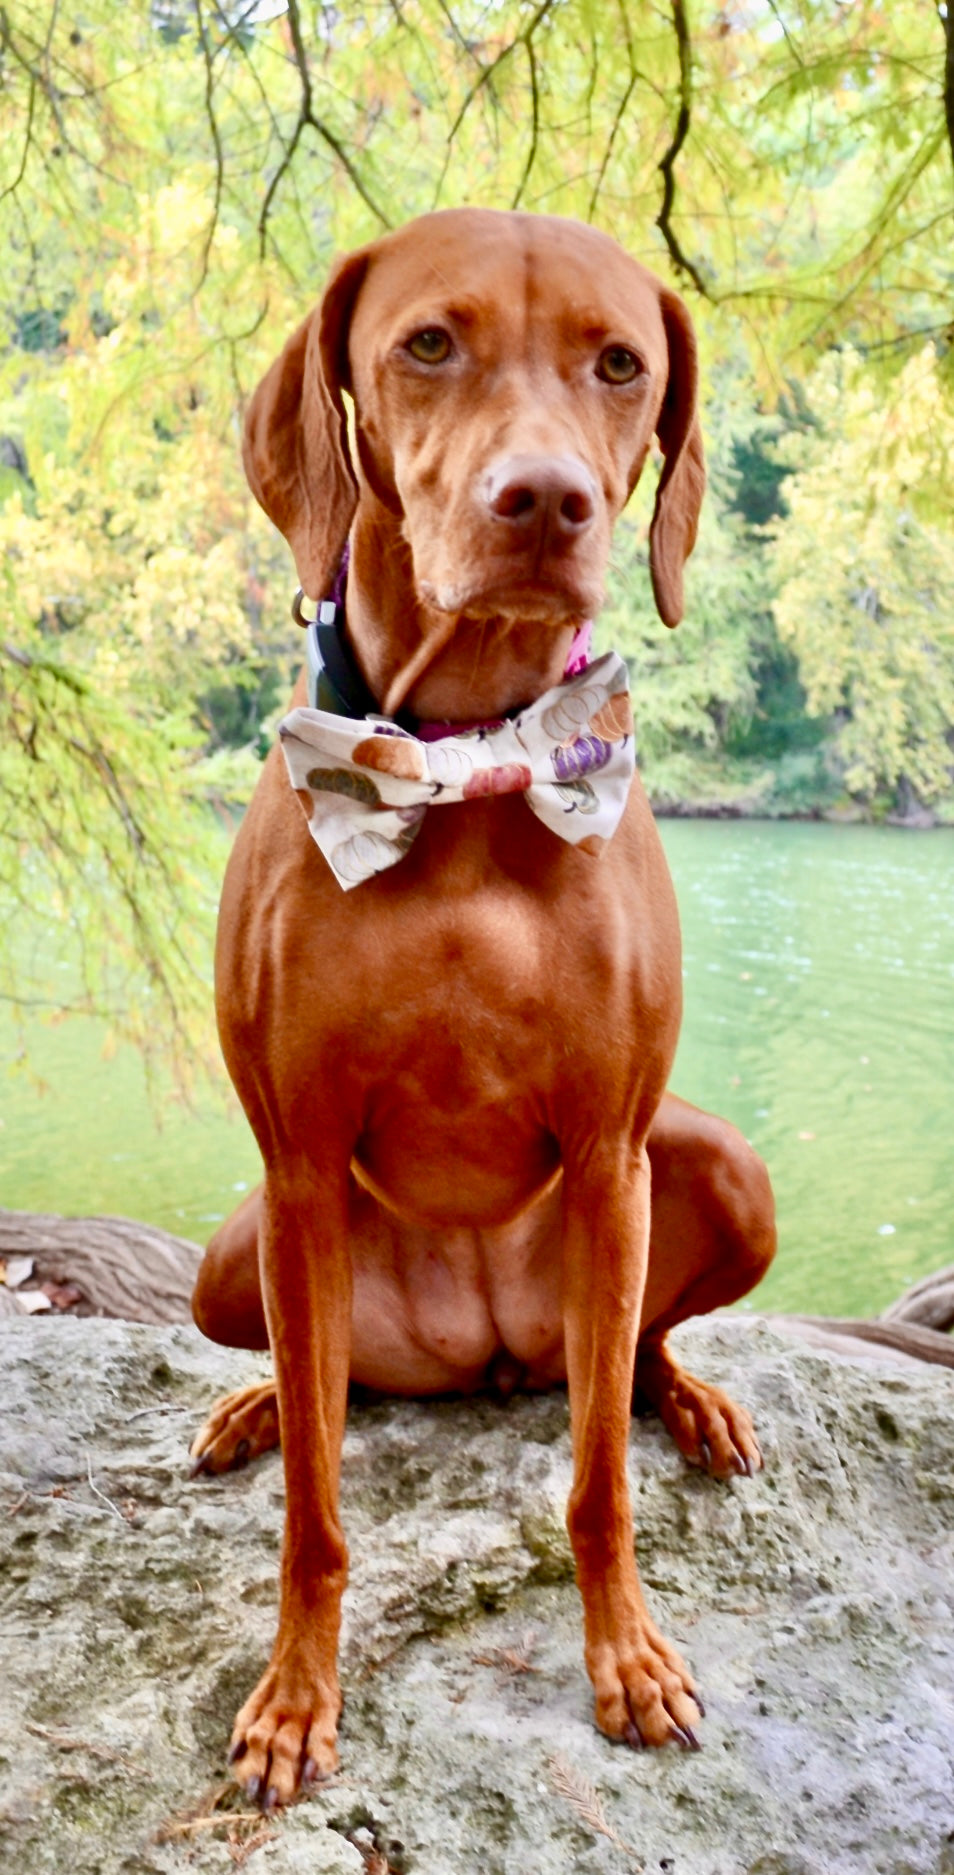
[
  {"left": 0, "top": 1209, "right": 201, "bottom": 1324},
  {"left": 880, "top": 1261, "right": 954, "bottom": 1332},
  {"left": 769, "top": 1313, "right": 954, "bottom": 1370}
]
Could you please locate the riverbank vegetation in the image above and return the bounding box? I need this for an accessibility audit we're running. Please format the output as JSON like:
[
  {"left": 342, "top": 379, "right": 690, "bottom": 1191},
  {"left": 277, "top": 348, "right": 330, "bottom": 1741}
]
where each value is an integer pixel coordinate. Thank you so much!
[{"left": 1, "top": 0, "right": 952, "bottom": 1068}]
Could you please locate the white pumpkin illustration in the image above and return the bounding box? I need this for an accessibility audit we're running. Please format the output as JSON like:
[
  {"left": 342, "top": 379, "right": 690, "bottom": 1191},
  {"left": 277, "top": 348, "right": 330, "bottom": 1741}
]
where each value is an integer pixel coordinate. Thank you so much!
[
  {"left": 541, "top": 685, "right": 607, "bottom": 741},
  {"left": 427, "top": 741, "right": 475, "bottom": 788},
  {"left": 332, "top": 830, "right": 403, "bottom": 884}
]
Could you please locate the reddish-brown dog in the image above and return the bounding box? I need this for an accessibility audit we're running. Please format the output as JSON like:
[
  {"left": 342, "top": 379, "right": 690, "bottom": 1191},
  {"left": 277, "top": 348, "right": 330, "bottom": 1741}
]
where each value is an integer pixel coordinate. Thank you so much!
[{"left": 190, "top": 208, "right": 776, "bottom": 1812}]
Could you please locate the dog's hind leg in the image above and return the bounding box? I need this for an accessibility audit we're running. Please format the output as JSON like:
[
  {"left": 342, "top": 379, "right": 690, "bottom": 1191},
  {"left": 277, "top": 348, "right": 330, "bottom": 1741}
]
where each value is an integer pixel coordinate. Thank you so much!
[
  {"left": 189, "top": 1176, "right": 501, "bottom": 1474},
  {"left": 637, "top": 1094, "right": 776, "bottom": 1479},
  {"left": 189, "top": 1187, "right": 279, "bottom": 1473}
]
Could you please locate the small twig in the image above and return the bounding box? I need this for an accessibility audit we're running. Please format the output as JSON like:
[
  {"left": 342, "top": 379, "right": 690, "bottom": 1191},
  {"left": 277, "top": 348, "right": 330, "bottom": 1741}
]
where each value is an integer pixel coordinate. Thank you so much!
[
  {"left": 14, "top": 1489, "right": 104, "bottom": 1519},
  {"left": 25, "top": 1722, "right": 147, "bottom": 1776},
  {"left": 85, "top": 1449, "right": 125, "bottom": 1521}
]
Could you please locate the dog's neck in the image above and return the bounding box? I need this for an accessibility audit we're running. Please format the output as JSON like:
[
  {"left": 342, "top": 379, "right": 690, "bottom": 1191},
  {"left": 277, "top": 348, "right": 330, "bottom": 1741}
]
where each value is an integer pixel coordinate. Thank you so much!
[{"left": 343, "top": 510, "right": 579, "bottom": 725}]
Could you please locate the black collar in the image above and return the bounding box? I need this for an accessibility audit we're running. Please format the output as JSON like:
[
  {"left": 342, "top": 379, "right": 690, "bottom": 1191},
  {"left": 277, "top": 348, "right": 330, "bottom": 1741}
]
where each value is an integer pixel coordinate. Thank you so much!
[{"left": 295, "top": 586, "right": 383, "bottom": 721}]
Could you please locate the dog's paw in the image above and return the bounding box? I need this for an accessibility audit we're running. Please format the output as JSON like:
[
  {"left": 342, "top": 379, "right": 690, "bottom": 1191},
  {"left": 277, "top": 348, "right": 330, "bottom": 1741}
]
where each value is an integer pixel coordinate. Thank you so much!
[
  {"left": 650, "top": 1369, "right": 763, "bottom": 1480},
  {"left": 588, "top": 1615, "right": 703, "bottom": 1751},
  {"left": 634, "top": 1336, "right": 764, "bottom": 1479},
  {"left": 189, "top": 1382, "right": 280, "bottom": 1476},
  {"left": 228, "top": 1654, "right": 341, "bottom": 1810}
]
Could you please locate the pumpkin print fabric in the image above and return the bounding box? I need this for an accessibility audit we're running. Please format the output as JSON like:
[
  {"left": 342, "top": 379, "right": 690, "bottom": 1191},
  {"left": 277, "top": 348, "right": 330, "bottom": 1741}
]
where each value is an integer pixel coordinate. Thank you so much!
[{"left": 278, "top": 650, "right": 636, "bottom": 890}]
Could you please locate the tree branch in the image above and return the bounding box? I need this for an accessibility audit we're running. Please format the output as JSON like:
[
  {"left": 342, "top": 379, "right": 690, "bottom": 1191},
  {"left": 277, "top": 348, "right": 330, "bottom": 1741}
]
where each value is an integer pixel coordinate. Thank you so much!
[
  {"left": 584, "top": 0, "right": 636, "bottom": 218},
  {"left": 511, "top": 34, "right": 540, "bottom": 207},
  {"left": 258, "top": 0, "right": 391, "bottom": 255},
  {"left": 939, "top": 0, "right": 954, "bottom": 188},
  {"left": 656, "top": 0, "right": 710, "bottom": 297},
  {"left": 194, "top": 0, "right": 224, "bottom": 293}
]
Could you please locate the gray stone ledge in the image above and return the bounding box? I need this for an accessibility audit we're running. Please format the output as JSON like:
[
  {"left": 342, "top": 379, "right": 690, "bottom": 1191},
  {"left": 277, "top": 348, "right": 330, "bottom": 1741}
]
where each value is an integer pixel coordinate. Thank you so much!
[{"left": 1, "top": 1316, "right": 952, "bottom": 1875}]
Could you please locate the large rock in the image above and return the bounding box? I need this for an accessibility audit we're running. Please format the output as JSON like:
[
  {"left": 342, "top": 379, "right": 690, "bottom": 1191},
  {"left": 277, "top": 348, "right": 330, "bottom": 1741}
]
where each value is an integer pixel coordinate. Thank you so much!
[{"left": 0, "top": 1316, "right": 952, "bottom": 1875}]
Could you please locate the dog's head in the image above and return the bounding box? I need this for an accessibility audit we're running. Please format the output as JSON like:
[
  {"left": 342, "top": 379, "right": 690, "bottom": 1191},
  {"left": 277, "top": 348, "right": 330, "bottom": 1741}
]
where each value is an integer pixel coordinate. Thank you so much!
[{"left": 243, "top": 208, "right": 704, "bottom": 634}]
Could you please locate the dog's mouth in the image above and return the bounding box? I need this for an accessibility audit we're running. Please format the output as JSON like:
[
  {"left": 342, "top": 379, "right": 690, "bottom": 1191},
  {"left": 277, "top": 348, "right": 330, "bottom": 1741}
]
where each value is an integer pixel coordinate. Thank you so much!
[{"left": 418, "top": 556, "right": 605, "bottom": 626}]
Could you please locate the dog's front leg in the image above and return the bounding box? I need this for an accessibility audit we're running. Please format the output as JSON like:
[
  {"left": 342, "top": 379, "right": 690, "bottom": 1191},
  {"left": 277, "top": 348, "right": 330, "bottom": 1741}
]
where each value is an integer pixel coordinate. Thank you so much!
[
  {"left": 562, "top": 1139, "right": 702, "bottom": 1750},
  {"left": 228, "top": 1154, "right": 352, "bottom": 1809}
]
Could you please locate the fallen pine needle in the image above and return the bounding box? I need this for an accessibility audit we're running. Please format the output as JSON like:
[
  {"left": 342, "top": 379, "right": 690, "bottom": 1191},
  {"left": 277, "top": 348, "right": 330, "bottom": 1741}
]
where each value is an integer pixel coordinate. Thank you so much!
[
  {"left": 229, "top": 1822, "right": 275, "bottom": 1866},
  {"left": 158, "top": 1813, "right": 262, "bottom": 1840},
  {"left": 548, "top": 1754, "right": 644, "bottom": 1870},
  {"left": 154, "top": 1780, "right": 269, "bottom": 1847}
]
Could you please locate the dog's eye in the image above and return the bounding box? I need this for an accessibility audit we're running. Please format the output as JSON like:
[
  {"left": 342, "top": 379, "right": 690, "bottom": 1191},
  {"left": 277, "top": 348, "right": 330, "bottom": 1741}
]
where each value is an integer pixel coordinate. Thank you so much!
[
  {"left": 407, "top": 328, "right": 452, "bottom": 364},
  {"left": 597, "top": 346, "right": 644, "bottom": 385}
]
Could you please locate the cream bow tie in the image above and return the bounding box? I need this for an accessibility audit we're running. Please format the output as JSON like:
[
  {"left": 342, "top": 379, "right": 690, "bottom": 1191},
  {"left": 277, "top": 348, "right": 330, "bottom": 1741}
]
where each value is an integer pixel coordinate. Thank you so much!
[{"left": 278, "top": 650, "right": 635, "bottom": 890}]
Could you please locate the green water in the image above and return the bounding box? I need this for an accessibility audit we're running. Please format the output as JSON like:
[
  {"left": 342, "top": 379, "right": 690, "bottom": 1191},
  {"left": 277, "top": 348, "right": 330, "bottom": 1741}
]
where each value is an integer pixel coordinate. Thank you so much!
[{"left": 1, "top": 822, "right": 951, "bottom": 1317}]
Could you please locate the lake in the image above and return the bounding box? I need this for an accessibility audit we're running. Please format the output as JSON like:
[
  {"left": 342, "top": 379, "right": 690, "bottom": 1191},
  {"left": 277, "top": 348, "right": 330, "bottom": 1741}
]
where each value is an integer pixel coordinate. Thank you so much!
[{"left": 2, "top": 821, "right": 951, "bottom": 1318}]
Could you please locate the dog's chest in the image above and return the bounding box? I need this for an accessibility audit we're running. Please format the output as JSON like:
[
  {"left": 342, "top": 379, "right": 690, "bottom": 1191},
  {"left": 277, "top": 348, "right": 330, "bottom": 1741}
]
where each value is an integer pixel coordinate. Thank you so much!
[{"left": 348, "top": 892, "right": 566, "bottom": 1100}]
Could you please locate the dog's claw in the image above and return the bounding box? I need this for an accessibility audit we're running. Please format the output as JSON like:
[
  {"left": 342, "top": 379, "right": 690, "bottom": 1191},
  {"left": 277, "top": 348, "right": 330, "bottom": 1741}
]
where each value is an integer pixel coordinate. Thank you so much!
[
  {"left": 227, "top": 1738, "right": 247, "bottom": 1765},
  {"left": 623, "top": 1720, "right": 645, "bottom": 1750},
  {"left": 699, "top": 1439, "right": 712, "bottom": 1469},
  {"left": 302, "top": 1755, "right": 333, "bottom": 1788},
  {"left": 189, "top": 1453, "right": 210, "bottom": 1479},
  {"left": 262, "top": 1785, "right": 281, "bottom": 1815},
  {"left": 244, "top": 1774, "right": 262, "bottom": 1804},
  {"left": 233, "top": 1438, "right": 251, "bottom": 1470},
  {"left": 694, "top": 1691, "right": 706, "bottom": 1718},
  {"left": 672, "top": 1723, "right": 702, "bottom": 1751}
]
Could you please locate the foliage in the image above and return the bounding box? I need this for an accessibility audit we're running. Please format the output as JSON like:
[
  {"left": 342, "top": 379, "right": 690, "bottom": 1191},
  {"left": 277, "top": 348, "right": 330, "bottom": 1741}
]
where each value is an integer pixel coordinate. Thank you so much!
[
  {"left": 769, "top": 347, "right": 954, "bottom": 810},
  {"left": 602, "top": 473, "right": 764, "bottom": 783},
  {"left": 1, "top": 1, "right": 950, "bottom": 363},
  {"left": 0, "top": 0, "right": 952, "bottom": 1072},
  {"left": 0, "top": 188, "right": 295, "bottom": 1080}
]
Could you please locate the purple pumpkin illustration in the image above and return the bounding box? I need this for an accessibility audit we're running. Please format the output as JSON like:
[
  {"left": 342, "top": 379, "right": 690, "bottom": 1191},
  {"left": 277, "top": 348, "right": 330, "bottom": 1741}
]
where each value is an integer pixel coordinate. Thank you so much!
[{"left": 550, "top": 736, "right": 611, "bottom": 782}]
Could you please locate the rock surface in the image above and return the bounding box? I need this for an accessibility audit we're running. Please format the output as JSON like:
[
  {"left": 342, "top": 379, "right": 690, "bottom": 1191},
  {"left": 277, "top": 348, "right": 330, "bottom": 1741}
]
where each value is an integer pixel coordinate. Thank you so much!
[{"left": 0, "top": 1315, "right": 952, "bottom": 1875}]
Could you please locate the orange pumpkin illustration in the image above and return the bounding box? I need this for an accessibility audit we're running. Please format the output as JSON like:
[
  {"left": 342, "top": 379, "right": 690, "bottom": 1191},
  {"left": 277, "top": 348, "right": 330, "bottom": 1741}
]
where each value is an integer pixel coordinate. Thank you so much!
[
  {"left": 588, "top": 692, "right": 633, "bottom": 742},
  {"left": 353, "top": 735, "right": 427, "bottom": 782}
]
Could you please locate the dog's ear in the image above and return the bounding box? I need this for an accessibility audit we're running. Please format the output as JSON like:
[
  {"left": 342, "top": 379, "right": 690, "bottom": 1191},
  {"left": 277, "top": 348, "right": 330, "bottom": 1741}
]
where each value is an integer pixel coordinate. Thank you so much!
[
  {"left": 648, "top": 289, "right": 706, "bottom": 628},
  {"left": 242, "top": 248, "right": 371, "bottom": 601}
]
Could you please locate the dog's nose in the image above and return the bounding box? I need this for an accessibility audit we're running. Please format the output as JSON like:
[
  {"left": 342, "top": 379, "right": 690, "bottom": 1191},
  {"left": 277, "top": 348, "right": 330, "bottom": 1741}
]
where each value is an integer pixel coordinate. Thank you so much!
[{"left": 485, "top": 455, "right": 597, "bottom": 538}]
